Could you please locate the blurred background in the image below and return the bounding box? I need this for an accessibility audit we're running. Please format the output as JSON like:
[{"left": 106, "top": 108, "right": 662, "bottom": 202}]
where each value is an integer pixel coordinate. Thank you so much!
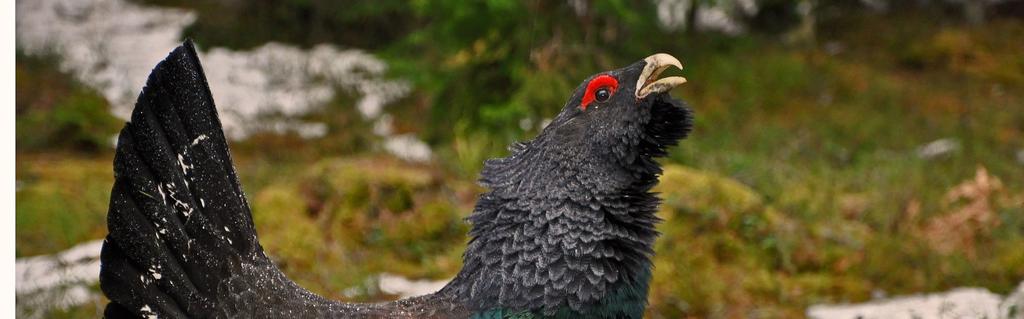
[{"left": 14, "top": 0, "right": 1024, "bottom": 318}]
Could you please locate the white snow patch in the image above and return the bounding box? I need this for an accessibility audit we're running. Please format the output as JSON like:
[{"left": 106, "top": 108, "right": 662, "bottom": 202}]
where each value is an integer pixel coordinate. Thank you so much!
[
  {"left": 16, "top": 0, "right": 434, "bottom": 164},
  {"left": 16, "top": 240, "right": 104, "bottom": 317},
  {"left": 378, "top": 273, "right": 451, "bottom": 299},
  {"left": 16, "top": 240, "right": 103, "bottom": 294},
  {"left": 807, "top": 286, "right": 1023, "bottom": 319},
  {"left": 384, "top": 134, "right": 433, "bottom": 162},
  {"left": 1001, "top": 282, "right": 1024, "bottom": 319}
]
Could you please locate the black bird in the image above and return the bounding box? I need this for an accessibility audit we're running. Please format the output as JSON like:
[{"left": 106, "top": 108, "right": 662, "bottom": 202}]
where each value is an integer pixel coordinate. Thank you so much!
[{"left": 100, "top": 40, "right": 693, "bottom": 318}]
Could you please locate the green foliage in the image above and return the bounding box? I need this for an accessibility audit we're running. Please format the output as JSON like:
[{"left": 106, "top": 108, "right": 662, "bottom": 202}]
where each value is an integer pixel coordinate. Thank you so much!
[
  {"left": 387, "top": 0, "right": 669, "bottom": 143},
  {"left": 16, "top": 53, "right": 121, "bottom": 152}
]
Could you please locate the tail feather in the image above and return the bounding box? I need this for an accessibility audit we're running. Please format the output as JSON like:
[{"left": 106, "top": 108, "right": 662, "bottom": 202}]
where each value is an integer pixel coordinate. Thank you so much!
[
  {"left": 103, "top": 170, "right": 211, "bottom": 314},
  {"left": 101, "top": 40, "right": 463, "bottom": 318},
  {"left": 101, "top": 40, "right": 260, "bottom": 318},
  {"left": 100, "top": 240, "right": 189, "bottom": 318},
  {"left": 132, "top": 53, "right": 258, "bottom": 253}
]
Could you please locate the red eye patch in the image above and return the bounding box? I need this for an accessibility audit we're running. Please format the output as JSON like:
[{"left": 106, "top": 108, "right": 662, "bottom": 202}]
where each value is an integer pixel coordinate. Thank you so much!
[{"left": 581, "top": 74, "right": 619, "bottom": 110}]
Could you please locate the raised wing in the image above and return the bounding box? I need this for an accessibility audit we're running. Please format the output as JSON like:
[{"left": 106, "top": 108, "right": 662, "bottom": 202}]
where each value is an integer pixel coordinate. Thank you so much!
[{"left": 99, "top": 41, "right": 465, "bottom": 318}]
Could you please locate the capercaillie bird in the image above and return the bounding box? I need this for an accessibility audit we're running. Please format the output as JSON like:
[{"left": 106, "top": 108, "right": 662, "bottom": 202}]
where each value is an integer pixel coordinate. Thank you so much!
[{"left": 99, "top": 40, "right": 693, "bottom": 319}]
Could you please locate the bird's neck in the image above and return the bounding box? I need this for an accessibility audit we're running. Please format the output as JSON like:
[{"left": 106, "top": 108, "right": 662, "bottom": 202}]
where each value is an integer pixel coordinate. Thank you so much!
[
  {"left": 445, "top": 96, "right": 692, "bottom": 317},
  {"left": 444, "top": 144, "right": 663, "bottom": 318}
]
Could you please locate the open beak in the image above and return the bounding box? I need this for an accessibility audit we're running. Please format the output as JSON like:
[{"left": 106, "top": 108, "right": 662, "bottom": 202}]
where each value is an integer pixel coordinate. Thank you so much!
[{"left": 635, "top": 53, "right": 687, "bottom": 99}]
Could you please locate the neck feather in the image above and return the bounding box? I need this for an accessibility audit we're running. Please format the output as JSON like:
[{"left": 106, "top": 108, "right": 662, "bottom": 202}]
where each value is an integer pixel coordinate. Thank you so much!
[{"left": 445, "top": 96, "right": 693, "bottom": 318}]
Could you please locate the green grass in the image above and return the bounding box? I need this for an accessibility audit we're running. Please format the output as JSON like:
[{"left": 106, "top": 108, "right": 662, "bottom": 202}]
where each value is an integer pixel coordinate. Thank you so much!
[{"left": 16, "top": 153, "right": 114, "bottom": 257}]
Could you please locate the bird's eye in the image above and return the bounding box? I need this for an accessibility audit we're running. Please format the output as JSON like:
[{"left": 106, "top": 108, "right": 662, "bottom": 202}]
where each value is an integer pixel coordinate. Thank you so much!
[
  {"left": 580, "top": 74, "right": 619, "bottom": 110},
  {"left": 595, "top": 88, "right": 611, "bottom": 102}
]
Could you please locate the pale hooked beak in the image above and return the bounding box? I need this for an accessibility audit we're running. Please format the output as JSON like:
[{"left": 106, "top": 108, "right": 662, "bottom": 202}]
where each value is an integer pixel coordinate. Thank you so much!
[{"left": 635, "top": 53, "right": 687, "bottom": 99}]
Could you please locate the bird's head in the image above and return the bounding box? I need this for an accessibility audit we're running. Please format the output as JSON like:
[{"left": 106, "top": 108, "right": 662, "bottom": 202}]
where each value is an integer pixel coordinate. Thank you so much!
[
  {"left": 562, "top": 53, "right": 688, "bottom": 115},
  {"left": 541, "top": 53, "right": 691, "bottom": 162},
  {"left": 480, "top": 53, "right": 693, "bottom": 196}
]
